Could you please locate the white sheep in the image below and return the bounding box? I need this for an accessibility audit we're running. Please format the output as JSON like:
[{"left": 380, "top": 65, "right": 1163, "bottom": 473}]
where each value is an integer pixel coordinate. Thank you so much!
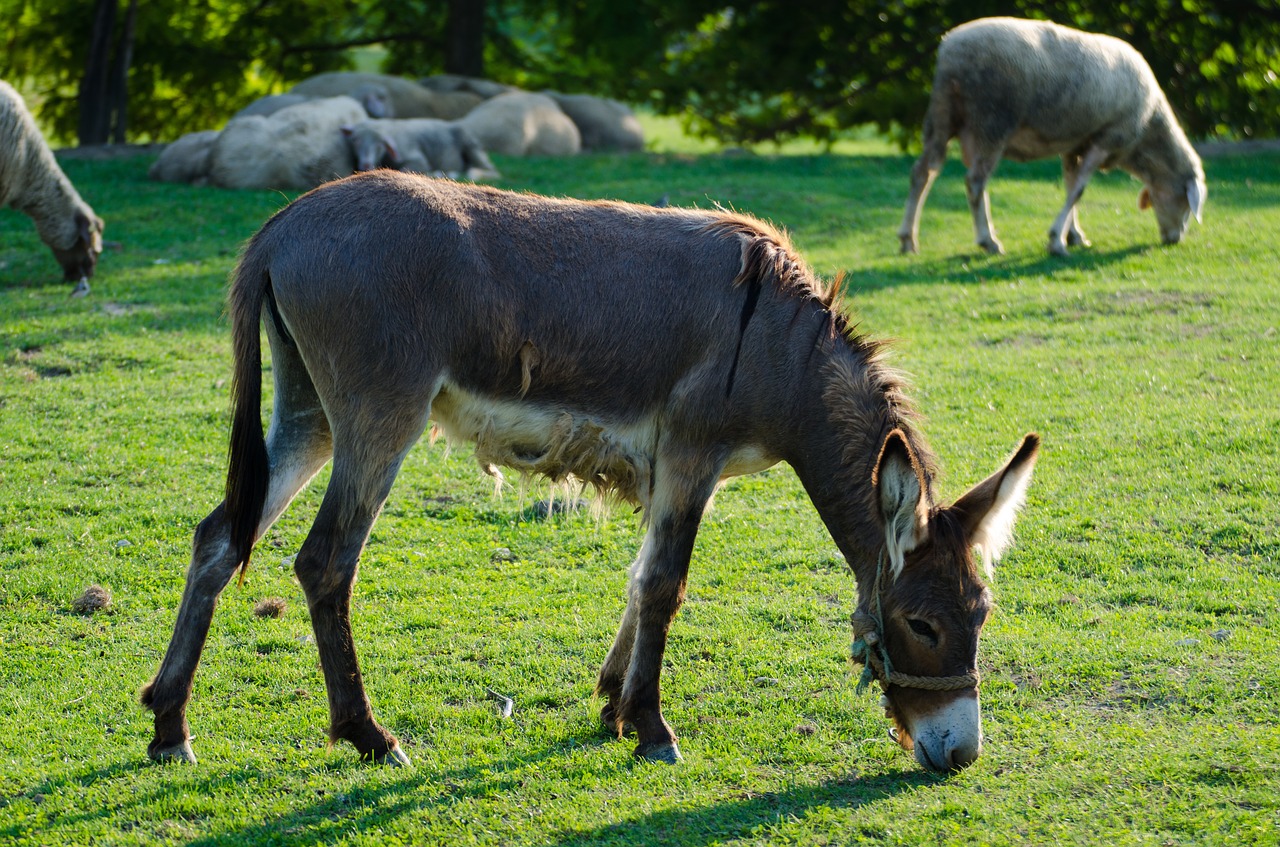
[
  {"left": 0, "top": 80, "right": 104, "bottom": 293},
  {"left": 233, "top": 82, "right": 394, "bottom": 121},
  {"left": 149, "top": 129, "right": 219, "bottom": 185},
  {"left": 418, "top": 74, "right": 517, "bottom": 100},
  {"left": 290, "top": 72, "right": 479, "bottom": 120},
  {"left": 340, "top": 119, "right": 500, "bottom": 180},
  {"left": 208, "top": 96, "right": 366, "bottom": 191},
  {"left": 544, "top": 92, "right": 644, "bottom": 152},
  {"left": 898, "top": 17, "right": 1206, "bottom": 256},
  {"left": 458, "top": 92, "right": 581, "bottom": 157}
]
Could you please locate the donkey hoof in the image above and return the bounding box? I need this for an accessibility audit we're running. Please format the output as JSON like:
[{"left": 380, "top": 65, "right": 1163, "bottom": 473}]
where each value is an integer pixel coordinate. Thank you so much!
[
  {"left": 148, "top": 739, "right": 197, "bottom": 765},
  {"left": 634, "top": 741, "right": 682, "bottom": 764}
]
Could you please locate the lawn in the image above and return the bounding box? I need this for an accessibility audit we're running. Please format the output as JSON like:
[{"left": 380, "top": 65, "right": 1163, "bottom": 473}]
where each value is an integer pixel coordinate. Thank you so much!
[{"left": 1, "top": 121, "right": 1277, "bottom": 845}]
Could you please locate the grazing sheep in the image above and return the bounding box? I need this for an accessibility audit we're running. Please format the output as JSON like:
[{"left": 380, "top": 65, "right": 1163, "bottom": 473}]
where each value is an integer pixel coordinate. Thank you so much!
[
  {"left": 0, "top": 80, "right": 104, "bottom": 293},
  {"left": 545, "top": 92, "right": 644, "bottom": 152},
  {"left": 341, "top": 119, "right": 500, "bottom": 180},
  {"left": 290, "top": 72, "right": 479, "bottom": 120},
  {"left": 233, "top": 83, "right": 394, "bottom": 121},
  {"left": 898, "top": 17, "right": 1206, "bottom": 256},
  {"left": 458, "top": 92, "right": 581, "bottom": 157},
  {"left": 148, "top": 129, "right": 219, "bottom": 185},
  {"left": 208, "top": 96, "right": 366, "bottom": 191}
]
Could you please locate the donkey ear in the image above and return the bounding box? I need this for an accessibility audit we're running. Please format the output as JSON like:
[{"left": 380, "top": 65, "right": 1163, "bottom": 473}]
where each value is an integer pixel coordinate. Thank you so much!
[
  {"left": 950, "top": 434, "right": 1040, "bottom": 577},
  {"left": 873, "top": 429, "right": 930, "bottom": 577}
]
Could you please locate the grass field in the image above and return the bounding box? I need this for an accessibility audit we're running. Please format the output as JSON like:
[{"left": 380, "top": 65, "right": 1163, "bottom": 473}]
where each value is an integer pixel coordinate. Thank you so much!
[{"left": 1, "top": 120, "right": 1278, "bottom": 845}]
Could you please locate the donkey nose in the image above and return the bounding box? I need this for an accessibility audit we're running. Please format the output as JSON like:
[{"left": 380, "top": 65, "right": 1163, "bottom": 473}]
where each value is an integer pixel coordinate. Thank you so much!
[{"left": 947, "top": 738, "right": 981, "bottom": 770}]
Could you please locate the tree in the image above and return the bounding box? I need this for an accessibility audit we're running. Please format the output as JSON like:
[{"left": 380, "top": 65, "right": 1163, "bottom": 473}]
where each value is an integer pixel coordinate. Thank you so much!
[
  {"left": 1, "top": 0, "right": 1275, "bottom": 146},
  {"left": 632, "top": 0, "right": 1280, "bottom": 145}
]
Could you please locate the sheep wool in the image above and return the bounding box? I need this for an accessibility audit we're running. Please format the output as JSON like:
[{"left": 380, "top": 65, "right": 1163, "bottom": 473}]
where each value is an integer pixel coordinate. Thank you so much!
[{"left": 0, "top": 80, "right": 104, "bottom": 286}]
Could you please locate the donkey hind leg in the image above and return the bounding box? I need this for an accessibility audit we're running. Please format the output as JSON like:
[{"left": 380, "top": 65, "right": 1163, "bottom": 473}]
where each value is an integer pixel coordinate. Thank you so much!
[
  {"left": 598, "top": 451, "right": 721, "bottom": 763},
  {"left": 1049, "top": 146, "right": 1109, "bottom": 255},
  {"left": 898, "top": 113, "right": 950, "bottom": 254},
  {"left": 293, "top": 417, "right": 428, "bottom": 766},
  {"left": 142, "top": 350, "right": 333, "bottom": 763}
]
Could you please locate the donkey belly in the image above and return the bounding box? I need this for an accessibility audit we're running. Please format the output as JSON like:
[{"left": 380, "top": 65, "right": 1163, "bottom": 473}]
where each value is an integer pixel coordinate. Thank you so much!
[
  {"left": 430, "top": 380, "right": 660, "bottom": 506},
  {"left": 429, "top": 380, "right": 780, "bottom": 506}
]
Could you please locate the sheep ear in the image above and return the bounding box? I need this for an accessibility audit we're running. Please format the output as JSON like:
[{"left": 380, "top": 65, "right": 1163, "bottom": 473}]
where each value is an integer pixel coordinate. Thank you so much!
[
  {"left": 873, "top": 429, "right": 930, "bottom": 578},
  {"left": 75, "top": 211, "right": 102, "bottom": 251},
  {"left": 1187, "top": 177, "right": 1206, "bottom": 224},
  {"left": 384, "top": 136, "right": 402, "bottom": 165},
  {"left": 949, "top": 434, "right": 1040, "bottom": 577},
  {"left": 1138, "top": 188, "right": 1153, "bottom": 211}
]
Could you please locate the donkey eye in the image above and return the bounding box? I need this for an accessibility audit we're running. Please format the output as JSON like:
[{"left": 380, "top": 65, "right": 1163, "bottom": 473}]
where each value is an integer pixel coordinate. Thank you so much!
[{"left": 906, "top": 618, "right": 938, "bottom": 643}]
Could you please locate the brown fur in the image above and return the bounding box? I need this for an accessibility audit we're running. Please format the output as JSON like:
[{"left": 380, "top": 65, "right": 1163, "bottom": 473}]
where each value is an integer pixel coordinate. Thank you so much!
[{"left": 142, "top": 171, "right": 1038, "bottom": 771}]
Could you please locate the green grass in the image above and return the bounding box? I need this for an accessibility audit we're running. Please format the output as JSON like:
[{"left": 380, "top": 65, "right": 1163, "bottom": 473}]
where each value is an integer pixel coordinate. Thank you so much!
[{"left": 1, "top": 122, "right": 1278, "bottom": 845}]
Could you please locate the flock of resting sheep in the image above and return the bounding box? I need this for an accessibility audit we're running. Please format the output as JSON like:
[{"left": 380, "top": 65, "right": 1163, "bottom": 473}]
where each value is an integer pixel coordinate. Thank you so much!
[{"left": 2, "top": 17, "right": 1205, "bottom": 298}]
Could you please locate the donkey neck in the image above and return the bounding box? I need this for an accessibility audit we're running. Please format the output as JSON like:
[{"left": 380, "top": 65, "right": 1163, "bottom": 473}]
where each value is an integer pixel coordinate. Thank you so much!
[{"left": 783, "top": 320, "right": 936, "bottom": 598}]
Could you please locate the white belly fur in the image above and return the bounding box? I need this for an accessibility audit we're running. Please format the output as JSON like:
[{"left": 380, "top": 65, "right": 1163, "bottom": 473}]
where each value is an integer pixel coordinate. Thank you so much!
[{"left": 428, "top": 380, "right": 777, "bottom": 509}]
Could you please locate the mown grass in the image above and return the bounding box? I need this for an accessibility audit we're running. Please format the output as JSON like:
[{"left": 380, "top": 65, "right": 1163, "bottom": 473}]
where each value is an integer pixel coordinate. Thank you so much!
[{"left": 0, "top": 120, "right": 1277, "bottom": 845}]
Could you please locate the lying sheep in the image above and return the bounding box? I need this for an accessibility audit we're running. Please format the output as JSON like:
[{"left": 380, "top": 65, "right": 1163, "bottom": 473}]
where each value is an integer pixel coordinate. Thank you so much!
[
  {"left": 341, "top": 119, "right": 500, "bottom": 180},
  {"left": 290, "top": 72, "right": 479, "bottom": 120},
  {"left": 0, "top": 80, "right": 104, "bottom": 294},
  {"left": 418, "top": 74, "right": 516, "bottom": 100},
  {"left": 208, "top": 96, "right": 365, "bottom": 191},
  {"left": 458, "top": 92, "right": 581, "bottom": 157},
  {"left": 545, "top": 92, "right": 644, "bottom": 152},
  {"left": 233, "top": 83, "right": 393, "bottom": 121},
  {"left": 898, "top": 17, "right": 1206, "bottom": 256},
  {"left": 149, "top": 129, "right": 219, "bottom": 185}
]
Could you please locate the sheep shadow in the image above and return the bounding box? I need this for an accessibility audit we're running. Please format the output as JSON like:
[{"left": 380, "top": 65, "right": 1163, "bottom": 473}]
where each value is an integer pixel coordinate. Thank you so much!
[{"left": 841, "top": 243, "right": 1153, "bottom": 295}]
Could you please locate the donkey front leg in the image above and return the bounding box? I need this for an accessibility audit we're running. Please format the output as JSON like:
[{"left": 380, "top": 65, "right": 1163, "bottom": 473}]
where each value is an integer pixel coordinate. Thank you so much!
[{"left": 597, "top": 454, "right": 720, "bottom": 763}]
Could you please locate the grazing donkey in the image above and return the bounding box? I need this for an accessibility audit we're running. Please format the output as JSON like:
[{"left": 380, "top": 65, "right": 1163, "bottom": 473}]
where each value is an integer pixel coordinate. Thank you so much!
[{"left": 142, "top": 171, "right": 1040, "bottom": 773}]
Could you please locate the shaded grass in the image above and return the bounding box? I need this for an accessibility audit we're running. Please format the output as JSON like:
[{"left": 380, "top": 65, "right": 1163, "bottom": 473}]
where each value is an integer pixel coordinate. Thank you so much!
[{"left": 0, "top": 131, "right": 1277, "bottom": 845}]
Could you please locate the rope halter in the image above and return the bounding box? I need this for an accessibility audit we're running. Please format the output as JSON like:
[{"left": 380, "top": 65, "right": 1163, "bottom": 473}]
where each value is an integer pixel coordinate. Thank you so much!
[{"left": 850, "top": 551, "right": 981, "bottom": 695}]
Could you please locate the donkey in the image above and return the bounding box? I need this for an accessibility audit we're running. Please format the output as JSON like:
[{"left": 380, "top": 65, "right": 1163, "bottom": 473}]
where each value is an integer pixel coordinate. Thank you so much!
[{"left": 141, "top": 171, "right": 1040, "bottom": 773}]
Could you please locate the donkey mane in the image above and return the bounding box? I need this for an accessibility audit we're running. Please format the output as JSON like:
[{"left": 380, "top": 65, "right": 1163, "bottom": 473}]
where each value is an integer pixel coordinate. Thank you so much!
[{"left": 698, "top": 210, "right": 938, "bottom": 502}]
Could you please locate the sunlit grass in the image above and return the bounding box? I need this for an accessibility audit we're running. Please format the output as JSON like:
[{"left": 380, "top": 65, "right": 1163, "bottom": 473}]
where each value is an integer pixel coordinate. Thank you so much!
[{"left": 0, "top": 141, "right": 1277, "bottom": 845}]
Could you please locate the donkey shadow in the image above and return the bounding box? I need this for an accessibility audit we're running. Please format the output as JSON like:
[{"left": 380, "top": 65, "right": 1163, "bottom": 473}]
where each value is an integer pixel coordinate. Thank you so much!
[{"left": 7, "top": 738, "right": 929, "bottom": 845}]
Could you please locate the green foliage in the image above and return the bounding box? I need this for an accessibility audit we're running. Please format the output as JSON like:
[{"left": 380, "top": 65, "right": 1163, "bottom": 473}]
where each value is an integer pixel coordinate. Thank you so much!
[
  {"left": 643, "top": 1, "right": 1280, "bottom": 145},
  {"left": 1, "top": 132, "right": 1279, "bottom": 844},
  {"left": 0, "top": 0, "right": 356, "bottom": 143},
  {"left": 4, "top": 1, "right": 1278, "bottom": 146}
]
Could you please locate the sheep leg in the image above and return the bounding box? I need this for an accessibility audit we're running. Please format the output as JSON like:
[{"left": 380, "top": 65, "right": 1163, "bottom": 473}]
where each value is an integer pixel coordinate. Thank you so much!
[
  {"left": 963, "top": 147, "right": 1005, "bottom": 255},
  {"left": 1049, "top": 146, "right": 1109, "bottom": 255},
  {"left": 898, "top": 117, "right": 949, "bottom": 253}
]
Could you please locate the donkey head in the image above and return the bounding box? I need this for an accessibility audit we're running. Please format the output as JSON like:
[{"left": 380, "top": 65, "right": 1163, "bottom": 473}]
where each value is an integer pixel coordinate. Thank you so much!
[{"left": 865, "top": 430, "right": 1039, "bottom": 772}]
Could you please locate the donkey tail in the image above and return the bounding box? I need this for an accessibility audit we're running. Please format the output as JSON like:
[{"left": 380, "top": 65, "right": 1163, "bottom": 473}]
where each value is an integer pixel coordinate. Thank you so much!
[{"left": 224, "top": 242, "right": 272, "bottom": 575}]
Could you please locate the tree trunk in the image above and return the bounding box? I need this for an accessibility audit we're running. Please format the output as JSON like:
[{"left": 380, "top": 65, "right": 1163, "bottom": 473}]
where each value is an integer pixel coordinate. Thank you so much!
[
  {"left": 107, "top": 0, "right": 138, "bottom": 144},
  {"left": 444, "top": 0, "right": 485, "bottom": 77},
  {"left": 78, "top": 0, "right": 117, "bottom": 146}
]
